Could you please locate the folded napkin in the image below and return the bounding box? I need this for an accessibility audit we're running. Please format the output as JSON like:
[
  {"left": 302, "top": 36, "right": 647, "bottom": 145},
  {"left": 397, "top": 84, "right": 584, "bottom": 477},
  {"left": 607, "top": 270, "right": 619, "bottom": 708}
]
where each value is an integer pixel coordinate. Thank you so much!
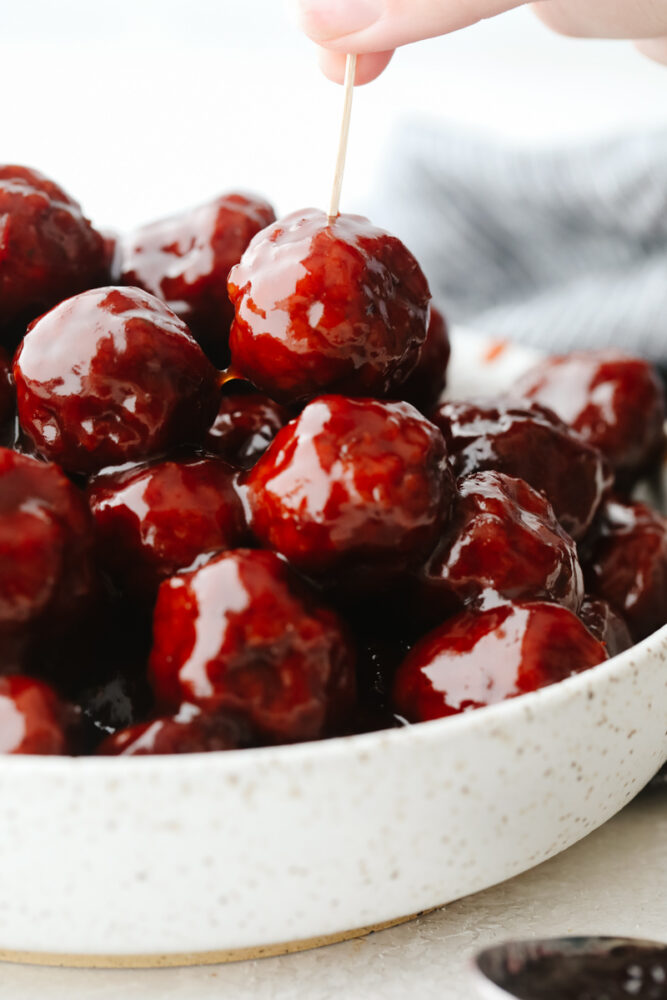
[{"left": 370, "top": 121, "right": 667, "bottom": 368}]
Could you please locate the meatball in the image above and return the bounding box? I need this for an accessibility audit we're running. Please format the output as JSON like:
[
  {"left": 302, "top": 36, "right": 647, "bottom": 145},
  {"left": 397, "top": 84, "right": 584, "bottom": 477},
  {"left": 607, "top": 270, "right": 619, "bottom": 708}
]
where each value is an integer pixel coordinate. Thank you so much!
[
  {"left": 578, "top": 596, "right": 633, "bottom": 659},
  {"left": 87, "top": 456, "right": 247, "bottom": 600},
  {"left": 14, "top": 286, "right": 219, "bottom": 475},
  {"left": 121, "top": 192, "right": 275, "bottom": 365},
  {"left": 431, "top": 397, "right": 612, "bottom": 540},
  {"left": 228, "top": 209, "right": 430, "bottom": 404},
  {"left": 584, "top": 499, "right": 667, "bottom": 642},
  {"left": 393, "top": 602, "right": 608, "bottom": 723},
  {"left": 204, "top": 392, "right": 290, "bottom": 470},
  {"left": 397, "top": 305, "right": 450, "bottom": 412},
  {"left": 514, "top": 350, "right": 666, "bottom": 488},
  {"left": 0, "top": 676, "right": 71, "bottom": 754},
  {"left": 0, "top": 448, "right": 95, "bottom": 669},
  {"left": 0, "top": 165, "right": 107, "bottom": 346},
  {"left": 98, "top": 704, "right": 252, "bottom": 756},
  {"left": 149, "top": 549, "right": 356, "bottom": 744},
  {"left": 413, "top": 471, "right": 584, "bottom": 623},
  {"left": 247, "top": 395, "right": 454, "bottom": 581}
]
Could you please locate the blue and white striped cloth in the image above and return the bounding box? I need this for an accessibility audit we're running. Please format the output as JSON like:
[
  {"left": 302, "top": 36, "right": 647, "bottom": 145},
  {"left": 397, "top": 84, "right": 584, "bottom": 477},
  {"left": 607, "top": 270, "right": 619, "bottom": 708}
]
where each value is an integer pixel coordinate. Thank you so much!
[{"left": 370, "top": 121, "right": 667, "bottom": 367}]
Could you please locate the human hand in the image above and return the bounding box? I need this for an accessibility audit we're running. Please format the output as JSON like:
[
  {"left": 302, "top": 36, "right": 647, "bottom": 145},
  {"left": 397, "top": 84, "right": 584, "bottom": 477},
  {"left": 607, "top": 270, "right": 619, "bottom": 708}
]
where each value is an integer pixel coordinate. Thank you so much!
[{"left": 295, "top": 0, "right": 667, "bottom": 84}]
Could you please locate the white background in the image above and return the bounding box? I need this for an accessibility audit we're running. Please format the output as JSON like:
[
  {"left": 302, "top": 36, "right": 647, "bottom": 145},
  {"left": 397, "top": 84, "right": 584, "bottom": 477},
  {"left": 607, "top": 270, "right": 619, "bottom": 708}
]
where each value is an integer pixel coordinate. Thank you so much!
[{"left": 3, "top": 0, "right": 667, "bottom": 234}]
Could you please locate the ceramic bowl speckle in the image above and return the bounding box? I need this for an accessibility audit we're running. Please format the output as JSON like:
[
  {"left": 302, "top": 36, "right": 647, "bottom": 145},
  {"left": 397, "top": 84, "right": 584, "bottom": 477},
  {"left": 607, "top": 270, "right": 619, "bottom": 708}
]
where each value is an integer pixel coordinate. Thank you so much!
[{"left": 1, "top": 331, "right": 665, "bottom": 966}]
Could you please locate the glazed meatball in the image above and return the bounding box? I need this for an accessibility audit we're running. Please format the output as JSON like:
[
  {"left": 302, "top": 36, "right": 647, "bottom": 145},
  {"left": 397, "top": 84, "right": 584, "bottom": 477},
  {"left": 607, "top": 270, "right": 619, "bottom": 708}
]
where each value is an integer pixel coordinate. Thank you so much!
[
  {"left": 396, "top": 305, "right": 450, "bottom": 412},
  {"left": 584, "top": 499, "right": 667, "bottom": 642},
  {"left": 393, "top": 602, "right": 608, "bottom": 723},
  {"left": 431, "top": 398, "right": 612, "bottom": 540},
  {"left": 0, "top": 448, "right": 95, "bottom": 669},
  {"left": 149, "top": 549, "right": 356, "bottom": 744},
  {"left": 0, "top": 676, "right": 72, "bottom": 754},
  {"left": 0, "top": 165, "right": 107, "bottom": 346},
  {"left": 228, "top": 209, "right": 430, "bottom": 404},
  {"left": 87, "top": 456, "right": 247, "bottom": 600},
  {"left": 413, "top": 471, "right": 584, "bottom": 623},
  {"left": 121, "top": 192, "right": 275, "bottom": 365},
  {"left": 98, "top": 704, "right": 252, "bottom": 756},
  {"left": 204, "top": 392, "right": 290, "bottom": 470},
  {"left": 579, "top": 596, "right": 633, "bottom": 659},
  {"left": 247, "top": 395, "right": 454, "bottom": 581},
  {"left": 14, "top": 286, "right": 219, "bottom": 475},
  {"left": 514, "top": 350, "right": 666, "bottom": 487}
]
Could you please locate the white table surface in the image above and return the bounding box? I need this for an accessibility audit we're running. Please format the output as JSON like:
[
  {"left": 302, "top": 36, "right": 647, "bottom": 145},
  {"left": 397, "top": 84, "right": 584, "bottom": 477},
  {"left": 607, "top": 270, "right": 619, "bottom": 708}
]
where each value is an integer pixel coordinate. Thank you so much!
[{"left": 0, "top": 785, "right": 664, "bottom": 999}]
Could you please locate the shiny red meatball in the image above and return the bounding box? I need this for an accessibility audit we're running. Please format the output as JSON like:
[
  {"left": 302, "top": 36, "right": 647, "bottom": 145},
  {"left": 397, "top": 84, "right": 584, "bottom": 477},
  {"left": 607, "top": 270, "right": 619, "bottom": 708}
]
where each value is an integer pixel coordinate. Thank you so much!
[
  {"left": 149, "top": 549, "right": 356, "bottom": 744},
  {"left": 204, "top": 392, "right": 290, "bottom": 470},
  {"left": 584, "top": 499, "right": 667, "bottom": 642},
  {"left": 247, "top": 395, "right": 454, "bottom": 580},
  {"left": 121, "top": 193, "right": 275, "bottom": 365},
  {"left": 0, "top": 165, "right": 107, "bottom": 345},
  {"left": 579, "top": 596, "right": 633, "bottom": 659},
  {"left": 88, "top": 456, "right": 247, "bottom": 601},
  {"left": 228, "top": 209, "right": 430, "bottom": 404},
  {"left": 414, "top": 471, "right": 584, "bottom": 622},
  {"left": 98, "top": 705, "right": 252, "bottom": 756},
  {"left": 514, "top": 350, "right": 666, "bottom": 487},
  {"left": 0, "top": 676, "right": 71, "bottom": 754},
  {"left": 0, "top": 448, "right": 95, "bottom": 669},
  {"left": 0, "top": 349, "right": 14, "bottom": 426},
  {"left": 393, "top": 602, "right": 607, "bottom": 723},
  {"left": 14, "top": 286, "right": 219, "bottom": 475},
  {"left": 397, "top": 306, "right": 450, "bottom": 412},
  {"left": 431, "top": 398, "right": 612, "bottom": 540}
]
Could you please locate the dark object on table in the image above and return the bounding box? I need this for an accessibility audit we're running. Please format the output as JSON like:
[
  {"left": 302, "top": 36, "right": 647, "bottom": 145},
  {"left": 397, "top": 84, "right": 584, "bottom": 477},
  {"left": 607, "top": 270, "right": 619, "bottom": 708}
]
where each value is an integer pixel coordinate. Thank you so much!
[{"left": 474, "top": 936, "right": 667, "bottom": 1000}]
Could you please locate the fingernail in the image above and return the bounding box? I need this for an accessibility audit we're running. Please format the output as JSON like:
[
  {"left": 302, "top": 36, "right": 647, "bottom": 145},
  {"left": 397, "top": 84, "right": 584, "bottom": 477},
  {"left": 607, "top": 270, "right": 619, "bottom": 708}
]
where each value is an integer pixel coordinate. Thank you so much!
[{"left": 297, "top": 0, "right": 383, "bottom": 41}]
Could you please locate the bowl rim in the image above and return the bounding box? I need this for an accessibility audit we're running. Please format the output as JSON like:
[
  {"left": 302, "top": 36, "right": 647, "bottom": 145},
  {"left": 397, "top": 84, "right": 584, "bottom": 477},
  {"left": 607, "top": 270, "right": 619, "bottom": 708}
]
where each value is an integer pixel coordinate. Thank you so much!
[{"left": 3, "top": 621, "right": 665, "bottom": 774}]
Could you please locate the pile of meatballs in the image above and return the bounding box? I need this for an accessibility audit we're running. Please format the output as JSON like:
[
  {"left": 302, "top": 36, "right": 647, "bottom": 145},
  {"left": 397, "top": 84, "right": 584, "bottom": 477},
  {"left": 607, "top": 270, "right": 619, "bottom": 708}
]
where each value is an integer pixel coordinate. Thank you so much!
[{"left": 0, "top": 165, "right": 665, "bottom": 756}]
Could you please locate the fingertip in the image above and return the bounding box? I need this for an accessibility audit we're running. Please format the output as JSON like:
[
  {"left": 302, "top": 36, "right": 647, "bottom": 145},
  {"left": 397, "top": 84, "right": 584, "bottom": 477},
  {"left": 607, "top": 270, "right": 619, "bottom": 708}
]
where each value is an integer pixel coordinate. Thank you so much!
[
  {"left": 293, "top": 0, "right": 384, "bottom": 46},
  {"left": 635, "top": 36, "right": 667, "bottom": 65},
  {"left": 317, "top": 48, "right": 394, "bottom": 84},
  {"left": 316, "top": 49, "right": 346, "bottom": 83}
]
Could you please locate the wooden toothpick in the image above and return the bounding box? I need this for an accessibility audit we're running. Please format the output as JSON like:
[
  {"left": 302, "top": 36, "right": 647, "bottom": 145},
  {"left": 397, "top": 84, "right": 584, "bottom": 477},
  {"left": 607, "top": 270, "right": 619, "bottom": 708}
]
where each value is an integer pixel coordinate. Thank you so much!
[{"left": 327, "top": 53, "right": 357, "bottom": 223}]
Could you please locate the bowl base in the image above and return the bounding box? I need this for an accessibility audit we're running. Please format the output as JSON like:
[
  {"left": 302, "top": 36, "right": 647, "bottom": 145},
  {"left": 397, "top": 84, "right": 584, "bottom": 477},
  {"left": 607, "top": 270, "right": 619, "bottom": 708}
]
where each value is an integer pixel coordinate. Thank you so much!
[{"left": 0, "top": 910, "right": 436, "bottom": 968}]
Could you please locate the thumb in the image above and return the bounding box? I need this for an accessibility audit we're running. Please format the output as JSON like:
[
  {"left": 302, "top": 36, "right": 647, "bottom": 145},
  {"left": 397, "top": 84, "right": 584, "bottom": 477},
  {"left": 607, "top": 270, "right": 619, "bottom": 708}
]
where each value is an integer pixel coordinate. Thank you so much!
[{"left": 296, "top": 0, "right": 527, "bottom": 53}]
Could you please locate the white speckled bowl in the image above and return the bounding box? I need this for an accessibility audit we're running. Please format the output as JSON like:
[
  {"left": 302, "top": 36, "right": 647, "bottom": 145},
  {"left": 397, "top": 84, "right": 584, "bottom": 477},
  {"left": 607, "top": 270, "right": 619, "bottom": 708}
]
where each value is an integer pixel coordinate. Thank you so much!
[{"left": 1, "top": 331, "right": 665, "bottom": 967}]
